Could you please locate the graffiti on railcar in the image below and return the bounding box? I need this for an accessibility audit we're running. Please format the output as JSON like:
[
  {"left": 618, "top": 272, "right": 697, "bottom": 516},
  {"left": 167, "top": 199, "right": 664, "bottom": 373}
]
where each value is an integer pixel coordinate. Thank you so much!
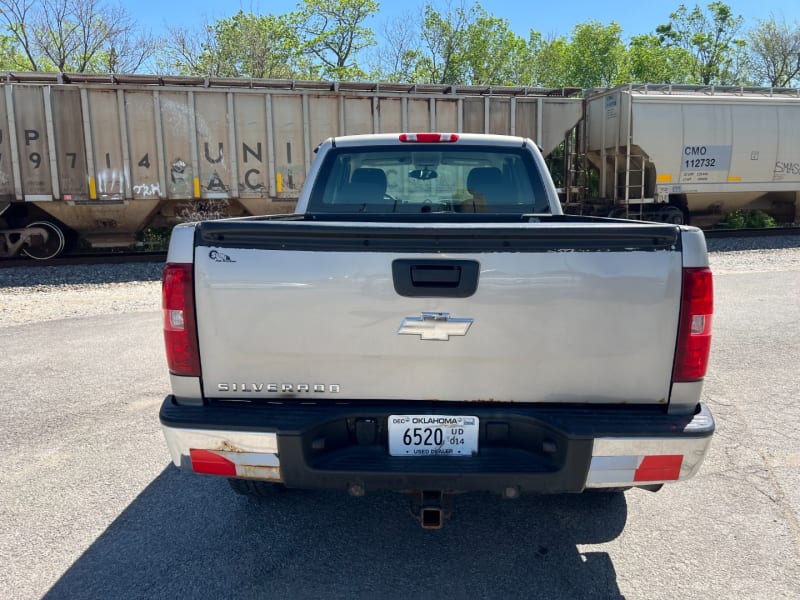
[
  {"left": 170, "top": 158, "right": 190, "bottom": 195},
  {"left": 176, "top": 198, "right": 230, "bottom": 222},
  {"left": 95, "top": 219, "right": 119, "bottom": 229},
  {"left": 133, "top": 182, "right": 161, "bottom": 197},
  {"left": 96, "top": 167, "right": 128, "bottom": 198}
]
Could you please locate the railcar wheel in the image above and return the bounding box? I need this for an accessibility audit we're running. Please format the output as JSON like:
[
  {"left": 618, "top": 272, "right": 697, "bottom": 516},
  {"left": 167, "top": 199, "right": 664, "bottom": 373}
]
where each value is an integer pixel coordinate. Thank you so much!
[
  {"left": 662, "top": 205, "right": 685, "bottom": 225},
  {"left": 21, "top": 221, "right": 65, "bottom": 260}
]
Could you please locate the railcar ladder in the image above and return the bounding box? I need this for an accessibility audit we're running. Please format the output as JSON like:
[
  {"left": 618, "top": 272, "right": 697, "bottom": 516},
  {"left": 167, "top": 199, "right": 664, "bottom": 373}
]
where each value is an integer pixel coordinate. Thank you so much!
[
  {"left": 563, "top": 120, "right": 590, "bottom": 214},
  {"left": 618, "top": 152, "right": 647, "bottom": 219}
]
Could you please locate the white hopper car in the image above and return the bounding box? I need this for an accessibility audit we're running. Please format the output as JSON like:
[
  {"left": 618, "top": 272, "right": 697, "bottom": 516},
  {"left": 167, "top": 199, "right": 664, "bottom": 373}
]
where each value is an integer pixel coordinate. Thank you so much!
[{"left": 580, "top": 84, "right": 800, "bottom": 226}]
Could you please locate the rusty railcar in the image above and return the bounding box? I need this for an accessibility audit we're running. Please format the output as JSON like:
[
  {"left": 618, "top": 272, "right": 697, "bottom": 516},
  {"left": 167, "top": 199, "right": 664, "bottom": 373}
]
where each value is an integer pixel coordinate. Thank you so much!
[{"left": 0, "top": 73, "right": 583, "bottom": 258}]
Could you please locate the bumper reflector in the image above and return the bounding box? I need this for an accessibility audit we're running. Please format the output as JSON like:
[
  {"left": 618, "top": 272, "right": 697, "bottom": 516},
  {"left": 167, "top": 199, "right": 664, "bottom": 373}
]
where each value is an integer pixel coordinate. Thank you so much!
[
  {"left": 633, "top": 454, "right": 683, "bottom": 482},
  {"left": 190, "top": 449, "right": 237, "bottom": 477},
  {"left": 186, "top": 447, "right": 282, "bottom": 481},
  {"left": 587, "top": 453, "right": 686, "bottom": 486}
]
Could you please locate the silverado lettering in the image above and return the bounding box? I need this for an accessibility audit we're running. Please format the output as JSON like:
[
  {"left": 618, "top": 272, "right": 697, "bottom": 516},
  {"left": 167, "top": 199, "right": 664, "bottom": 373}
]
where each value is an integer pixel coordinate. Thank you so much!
[{"left": 217, "top": 383, "right": 340, "bottom": 393}]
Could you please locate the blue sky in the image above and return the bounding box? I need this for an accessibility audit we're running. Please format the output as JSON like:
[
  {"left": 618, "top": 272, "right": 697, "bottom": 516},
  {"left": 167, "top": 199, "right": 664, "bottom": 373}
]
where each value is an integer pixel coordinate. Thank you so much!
[{"left": 131, "top": 0, "right": 798, "bottom": 40}]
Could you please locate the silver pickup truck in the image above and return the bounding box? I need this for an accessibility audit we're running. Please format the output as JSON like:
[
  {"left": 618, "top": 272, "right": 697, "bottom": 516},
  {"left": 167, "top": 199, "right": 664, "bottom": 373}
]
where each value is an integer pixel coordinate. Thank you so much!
[{"left": 159, "top": 133, "right": 714, "bottom": 528}]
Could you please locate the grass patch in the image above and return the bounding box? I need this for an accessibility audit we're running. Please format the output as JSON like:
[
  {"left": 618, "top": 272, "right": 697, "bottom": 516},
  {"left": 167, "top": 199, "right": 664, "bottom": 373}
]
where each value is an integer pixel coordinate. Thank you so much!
[{"left": 721, "top": 210, "right": 777, "bottom": 229}]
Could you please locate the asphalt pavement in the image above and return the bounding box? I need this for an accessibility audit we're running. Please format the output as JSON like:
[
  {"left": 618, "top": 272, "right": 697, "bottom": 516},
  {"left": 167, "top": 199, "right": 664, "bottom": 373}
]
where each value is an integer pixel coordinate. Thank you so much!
[{"left": 1, "top": 265, "right": 798, "bottom": 599}]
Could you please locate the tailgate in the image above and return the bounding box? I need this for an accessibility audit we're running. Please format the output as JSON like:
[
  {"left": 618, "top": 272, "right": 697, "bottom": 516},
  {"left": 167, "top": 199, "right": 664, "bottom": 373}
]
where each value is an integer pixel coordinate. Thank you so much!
[{"left": 193, "top": 221, "right": 682, "bottom": 405}]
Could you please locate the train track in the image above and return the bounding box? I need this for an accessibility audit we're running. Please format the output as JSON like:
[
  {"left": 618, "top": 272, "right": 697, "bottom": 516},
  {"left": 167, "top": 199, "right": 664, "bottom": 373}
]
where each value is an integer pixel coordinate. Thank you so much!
[
  {"left": 1, "top": 226, "right": 798, "bottom": 268},
  {"left": 703, "top": 226, "right": 800, "bottom": 239},
  {"left": 0, "top": 251, "right": 167, "bottom": 268}
]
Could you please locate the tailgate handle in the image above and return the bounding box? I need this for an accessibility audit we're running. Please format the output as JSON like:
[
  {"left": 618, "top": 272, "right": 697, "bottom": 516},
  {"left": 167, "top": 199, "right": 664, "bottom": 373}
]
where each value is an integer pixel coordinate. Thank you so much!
[{"left": 393, "top": 259, "right": 479, "bottom": 298}]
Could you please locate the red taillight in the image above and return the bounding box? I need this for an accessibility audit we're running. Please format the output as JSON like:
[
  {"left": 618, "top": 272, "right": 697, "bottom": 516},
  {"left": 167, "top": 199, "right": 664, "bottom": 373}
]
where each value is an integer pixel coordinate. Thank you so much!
[
  {"left": 399, "top": 133, "right": 459, "bottom": 143},
  {"left": 162, "top": 263, "right": 201, "bottom": 377},
  {"left": 190, "top": 449, "right": 236, "bottom": 476},
  {"left": 673, "top": 267, "right": 713, "bottom": 382}
]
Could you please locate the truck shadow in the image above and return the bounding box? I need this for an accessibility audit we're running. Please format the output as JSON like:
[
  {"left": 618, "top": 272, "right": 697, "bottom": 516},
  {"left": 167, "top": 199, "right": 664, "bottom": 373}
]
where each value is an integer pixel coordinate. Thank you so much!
[{"left": 45, "top": 466, "right": 627, "bottom": 599}]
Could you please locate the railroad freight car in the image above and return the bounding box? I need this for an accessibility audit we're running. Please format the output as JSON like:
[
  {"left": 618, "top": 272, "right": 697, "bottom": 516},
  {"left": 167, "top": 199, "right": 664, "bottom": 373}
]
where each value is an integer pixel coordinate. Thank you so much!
[
  {"left": 577, "top": 84, "right": 800, "bottom": 226},
  {"left": 0, "top": 72, "right": 583, "bottom": 258}
]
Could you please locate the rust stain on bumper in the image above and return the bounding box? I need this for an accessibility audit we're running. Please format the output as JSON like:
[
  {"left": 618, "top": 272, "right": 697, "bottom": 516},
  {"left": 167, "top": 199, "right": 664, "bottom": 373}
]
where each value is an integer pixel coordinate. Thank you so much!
[{"left": 236, "top": 465, "right": 282, "bottom": 482}]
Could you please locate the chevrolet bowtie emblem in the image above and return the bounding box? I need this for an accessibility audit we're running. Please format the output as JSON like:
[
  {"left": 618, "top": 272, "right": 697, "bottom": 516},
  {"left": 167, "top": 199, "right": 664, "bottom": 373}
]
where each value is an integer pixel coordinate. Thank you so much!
[{"left": 397, "top": 312, "right": 474, "bottom": 341}]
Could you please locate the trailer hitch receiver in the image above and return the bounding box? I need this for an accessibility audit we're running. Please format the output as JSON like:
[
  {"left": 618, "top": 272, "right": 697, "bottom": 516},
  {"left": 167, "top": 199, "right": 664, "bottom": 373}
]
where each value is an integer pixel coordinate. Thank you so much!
[{"left": 409, "top": 490, "right": 453, "bottom": 530}]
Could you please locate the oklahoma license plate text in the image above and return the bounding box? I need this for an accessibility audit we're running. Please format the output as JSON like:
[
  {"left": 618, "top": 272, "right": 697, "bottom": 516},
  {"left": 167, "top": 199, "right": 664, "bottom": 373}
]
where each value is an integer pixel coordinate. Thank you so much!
[{"left": 388, "top": 415, "right": 479, "bottom": 456}]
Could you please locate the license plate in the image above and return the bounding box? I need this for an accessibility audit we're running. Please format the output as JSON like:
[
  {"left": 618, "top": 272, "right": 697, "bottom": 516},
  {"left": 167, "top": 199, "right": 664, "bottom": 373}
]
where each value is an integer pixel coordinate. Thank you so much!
[{"left": 388, "top": 415, "right": 479, "bottom": 456}]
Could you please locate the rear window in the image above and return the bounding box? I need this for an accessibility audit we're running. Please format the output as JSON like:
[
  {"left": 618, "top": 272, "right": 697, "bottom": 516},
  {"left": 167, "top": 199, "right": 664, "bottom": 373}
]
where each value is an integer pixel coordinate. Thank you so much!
[{"left": 307, "top": 145, "right": 550, "bottom": 214}]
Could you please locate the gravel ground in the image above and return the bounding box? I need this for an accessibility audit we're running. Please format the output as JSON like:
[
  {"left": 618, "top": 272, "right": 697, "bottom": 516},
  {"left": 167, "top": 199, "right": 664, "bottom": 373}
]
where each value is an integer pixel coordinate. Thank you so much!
[
  {"left": 0, "top": 263, "right": 162, "bottom": 327},
  {"left": 1, "top": 235, "right": 799, "bottom": 328}
]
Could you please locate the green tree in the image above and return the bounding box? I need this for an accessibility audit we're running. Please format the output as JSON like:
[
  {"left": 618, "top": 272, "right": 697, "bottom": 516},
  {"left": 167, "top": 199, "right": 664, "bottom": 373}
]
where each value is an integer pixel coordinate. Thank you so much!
[
  {"left": 462, "top": 11, "right": 532, "bottom": 85},
  {"left": 0, "top": 32, "right": 30, "bottom": 70},
  {"left": 369, "top": 11, "right": 423, "bottom": 82},
  {"left": 414, "top": 2, "right": 474, "bottom": 85},
  {"left": 564, "top": 21, "right": 629, "bottom": 88},
  {"left": 386, "top": 2, "right": 533, "bottom": 87},
  {"left": 527, "top": 32, "right": 569, "bottom": 87},
  {"left": 0, "top": 0, "right": 156, "bottom": 73},
  {"left": 211, "top": 11, "right": 301, "bottom": 79},
  {"left": 160, "top": 20, "right": 221, "bottom": 76},
  {"left": 162, "top": 12, "right": 302, "bottom": 78},
  {"left": 748, "top": 14, "right": 800, "bottom": 87},
  {"left": 627, "top": 34, "right": 694, "bottom": 83},
  {"left": 297, "top": 0, "right": 378, "bottom": 80},
  {"left": 656, "top": 2, "right": 746, "bottom": 84},
  {"left": 0, "top": 0, "right": 39, "bottom": 70}
]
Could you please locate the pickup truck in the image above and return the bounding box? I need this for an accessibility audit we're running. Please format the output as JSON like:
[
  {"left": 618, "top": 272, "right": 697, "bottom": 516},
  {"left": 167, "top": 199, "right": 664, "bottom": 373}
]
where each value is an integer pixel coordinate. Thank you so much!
[{"left": 159, "top": 133, "right": 715, "bottom": 528}]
